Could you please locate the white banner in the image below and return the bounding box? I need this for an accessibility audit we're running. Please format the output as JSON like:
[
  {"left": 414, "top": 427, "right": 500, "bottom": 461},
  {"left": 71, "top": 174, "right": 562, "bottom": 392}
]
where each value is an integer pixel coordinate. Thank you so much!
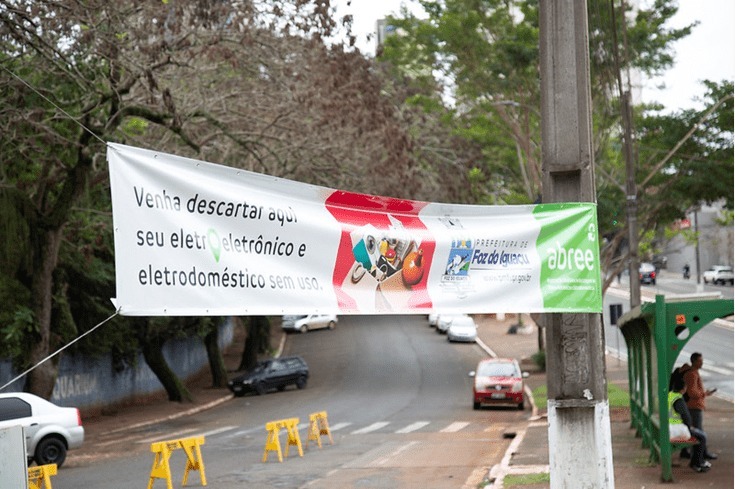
[{"left": 107, "top": 143, "right": 602, "bottom": 316}]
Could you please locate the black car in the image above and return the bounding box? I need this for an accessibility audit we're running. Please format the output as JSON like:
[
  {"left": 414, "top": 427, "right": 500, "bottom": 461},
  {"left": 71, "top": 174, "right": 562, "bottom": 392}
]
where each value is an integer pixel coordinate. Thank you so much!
[{"left": 227, "top": 356, "right": 309, "bottom": 396}]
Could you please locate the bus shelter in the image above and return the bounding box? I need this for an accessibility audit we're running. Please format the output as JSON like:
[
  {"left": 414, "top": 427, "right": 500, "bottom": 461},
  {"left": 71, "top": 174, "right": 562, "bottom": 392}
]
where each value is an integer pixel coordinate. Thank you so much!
[{"left": 617, "top": 294, "right": 733, "bottom": 481}]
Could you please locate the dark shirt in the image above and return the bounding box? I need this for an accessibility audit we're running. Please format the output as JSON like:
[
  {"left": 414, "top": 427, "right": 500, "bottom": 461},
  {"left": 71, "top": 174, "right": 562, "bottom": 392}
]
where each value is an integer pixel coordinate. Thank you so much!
[{"left": 673, "top": 397, "right": 693, "bottom": 428}]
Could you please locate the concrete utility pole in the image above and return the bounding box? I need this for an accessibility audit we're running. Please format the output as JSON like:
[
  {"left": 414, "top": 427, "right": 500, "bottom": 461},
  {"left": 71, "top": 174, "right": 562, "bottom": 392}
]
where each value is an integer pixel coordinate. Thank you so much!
[{"left": 539, "top": 2, "right": 615, "bottom": 488}]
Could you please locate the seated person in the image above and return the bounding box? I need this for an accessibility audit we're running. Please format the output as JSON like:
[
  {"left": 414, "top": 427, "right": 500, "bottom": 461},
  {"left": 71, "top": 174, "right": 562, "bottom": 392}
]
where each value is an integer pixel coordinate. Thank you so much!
[{"left": 669, "top": 376, "right": 710, "bottom": 473}]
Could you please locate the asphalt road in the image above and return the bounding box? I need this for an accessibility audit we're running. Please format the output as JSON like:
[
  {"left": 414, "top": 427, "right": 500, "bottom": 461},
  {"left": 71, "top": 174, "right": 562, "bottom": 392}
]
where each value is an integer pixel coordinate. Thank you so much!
[{"left": 59, "top": 315, "right": 528, "bottom": 488}]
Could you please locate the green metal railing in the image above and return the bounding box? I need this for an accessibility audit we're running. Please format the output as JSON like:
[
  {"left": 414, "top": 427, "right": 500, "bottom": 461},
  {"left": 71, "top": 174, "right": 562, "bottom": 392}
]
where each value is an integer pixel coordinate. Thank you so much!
[{"left": 617, "top": 294, "right": 733, "bottom": 482}]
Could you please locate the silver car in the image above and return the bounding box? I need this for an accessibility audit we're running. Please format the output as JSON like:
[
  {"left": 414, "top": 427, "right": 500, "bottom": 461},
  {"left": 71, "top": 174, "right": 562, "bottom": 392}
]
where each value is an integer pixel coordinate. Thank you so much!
[
  {"left": 0, "top": 392, "right": 84, "bottom": 467},
  {"left": 281, "top": 314, "right": 338, "bottom": 333},
  {"left": 446, "top": 316, "right": 477, "bottom": 342}
]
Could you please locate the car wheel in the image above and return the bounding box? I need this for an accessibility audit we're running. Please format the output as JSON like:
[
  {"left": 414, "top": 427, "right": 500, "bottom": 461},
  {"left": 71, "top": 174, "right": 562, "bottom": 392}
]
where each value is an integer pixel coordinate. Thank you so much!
[
  {"left": 518, "top": 400, "right": 525, "bottom": 410},
  {"left": 652, "top": 279, "right": 656, "bottom": 285},
  {"left": 299, "top": 325, "right": 308, "bottom": 333},
  {"left": 327, "top": 321, "right": 336, "bottom": 330},
  {"left": 35, "top": 437, "right": 67, "bottom": 467},
  {"left": 255, "top": 382, "right": 267, "bottom": 395},
  {"left": 296, "top": 376, "right": 307, "bottom": 389},
  {"left": 473, "top": 401, "right": 480, "bottom": 410}
]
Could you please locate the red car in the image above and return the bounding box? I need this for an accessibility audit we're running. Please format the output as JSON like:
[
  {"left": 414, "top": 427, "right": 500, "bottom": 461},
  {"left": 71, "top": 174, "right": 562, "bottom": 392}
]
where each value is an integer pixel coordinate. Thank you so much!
[{"left": 470, "top": 358, "right": 528, "bottom": 410}]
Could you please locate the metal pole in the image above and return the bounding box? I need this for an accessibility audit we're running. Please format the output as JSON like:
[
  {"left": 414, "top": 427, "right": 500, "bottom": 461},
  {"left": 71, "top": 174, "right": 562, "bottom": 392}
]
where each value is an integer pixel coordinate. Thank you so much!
[
  {"left": 623, "top": 91, "right": 641, "bottom": 308},
  {"left": 695, "top": 209, "right": 703, "bottom": 291},
  {"left": 539, "top": 1, "right": 614, "bottom": 487}
]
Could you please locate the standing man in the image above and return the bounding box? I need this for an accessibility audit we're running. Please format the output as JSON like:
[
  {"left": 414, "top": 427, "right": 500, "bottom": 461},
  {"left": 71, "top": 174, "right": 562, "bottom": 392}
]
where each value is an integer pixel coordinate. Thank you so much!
[{"left": 684, "top": 352, "right": 718, "bottom": 460}]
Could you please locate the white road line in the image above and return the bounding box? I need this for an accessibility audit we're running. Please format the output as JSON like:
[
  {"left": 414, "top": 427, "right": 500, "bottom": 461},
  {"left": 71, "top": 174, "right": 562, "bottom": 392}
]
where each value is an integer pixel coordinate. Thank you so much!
[
  {"left": 395, "top": 421, "right": 430, "bottom": 434},
  {"left": 328, "top": 422, "right": 352, "bottom": 432},
  {"left": 137, "top": 427, "right": 199, "bottom": 444},
  {"left": 373, "top": 441, "right": 419, "bottom": 466},
  {"left": 351, "top": 422, "right": 390, "bottom": 434},
  {"left": 440, "top": 421, "right": 470, "bottom": 433},
  {"left": 198, "top": 425, "right": 238, "bottom": 438}
]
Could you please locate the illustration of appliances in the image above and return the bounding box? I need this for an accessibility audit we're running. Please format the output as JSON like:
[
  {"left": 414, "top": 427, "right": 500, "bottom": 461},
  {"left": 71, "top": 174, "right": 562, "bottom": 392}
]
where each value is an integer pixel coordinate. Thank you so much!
[
  {"left": 351, "top": 224, "right": 382, "bottom": 272},
  {"left": 386, "top": 215, "right": 417, "bottom": 266}
]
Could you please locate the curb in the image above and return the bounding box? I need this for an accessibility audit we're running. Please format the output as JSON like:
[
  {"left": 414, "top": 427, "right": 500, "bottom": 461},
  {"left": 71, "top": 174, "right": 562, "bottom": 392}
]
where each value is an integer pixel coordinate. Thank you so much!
[{"left": 106, "top": 393, "right": 234, "bottom": 435}]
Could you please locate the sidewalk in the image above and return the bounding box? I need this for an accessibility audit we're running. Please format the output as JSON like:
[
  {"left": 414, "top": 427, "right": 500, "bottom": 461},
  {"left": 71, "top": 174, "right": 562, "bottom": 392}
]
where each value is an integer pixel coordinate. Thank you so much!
[{"left": 475, "top": 312, "right": 734, "bottom": 488}]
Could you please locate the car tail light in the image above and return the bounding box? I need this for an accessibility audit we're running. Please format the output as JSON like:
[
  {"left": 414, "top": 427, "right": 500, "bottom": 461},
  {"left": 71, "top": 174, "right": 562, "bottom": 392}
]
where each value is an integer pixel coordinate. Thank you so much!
[
  {"left": 511, "top": 381, "right": 523, "bottom": 393},
  {"left": 76, "top": 408, "right": 83, "bottom": 426},
  {"left": 650, "top": 271, "right": 656, "bottom": 279}
]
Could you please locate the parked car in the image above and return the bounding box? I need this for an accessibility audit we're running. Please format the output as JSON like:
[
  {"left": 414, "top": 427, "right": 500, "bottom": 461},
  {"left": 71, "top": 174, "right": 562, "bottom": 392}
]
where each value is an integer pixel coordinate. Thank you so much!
[
  {"left": 428, "top": 313, "right": 439, "bottom": 327},
  {"left": 703, "top": 266, "right": 734, "bottom": 285},
  {"left": 470, "top": 358, "right": 528, "bottom": 410},
  {"left": 446, "top": 316, "right": 477, "bottom": 343},
  {"left": 228, "top": 355, "right": 309, "bottom": 396},
  {"left": 437, "top": 313, "right": 469, "bottom": 334},
  {"left": 281, "top": 314, "right": 337, "bottom": 333},
  {"left": 639, "top": 262, "right": 657, "bottom": 285},
  {"left": 0, "top": 392, "right": 84, "bottom": 467}
]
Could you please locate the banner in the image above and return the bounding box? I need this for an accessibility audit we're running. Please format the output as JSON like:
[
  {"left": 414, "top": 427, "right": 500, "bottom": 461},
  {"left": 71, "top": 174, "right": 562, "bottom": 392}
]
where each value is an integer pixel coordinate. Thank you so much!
[{"left": 107, "top": 143, "right": 602, "bottom": 316}]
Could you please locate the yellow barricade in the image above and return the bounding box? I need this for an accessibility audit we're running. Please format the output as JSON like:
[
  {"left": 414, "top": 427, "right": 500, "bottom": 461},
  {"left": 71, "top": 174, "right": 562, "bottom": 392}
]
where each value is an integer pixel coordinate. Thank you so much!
[
  {"left": 148, "top": 436, "right": 207, "bottom": 489},
  {"left": 262, "top": 417, "right": 303, "bottom": 462},
  {"left": 307, "top": 411, "right": 334, "bottom": 448},
  {"left": 27, "top": 464, "right": 57, "bottom": 489}
]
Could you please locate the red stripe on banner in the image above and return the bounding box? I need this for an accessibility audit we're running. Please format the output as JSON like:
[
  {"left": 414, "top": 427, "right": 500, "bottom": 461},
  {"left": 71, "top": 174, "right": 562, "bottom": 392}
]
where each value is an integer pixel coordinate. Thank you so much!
[{"left": 325, "top": 191, "right": 435, "bottom": 312}]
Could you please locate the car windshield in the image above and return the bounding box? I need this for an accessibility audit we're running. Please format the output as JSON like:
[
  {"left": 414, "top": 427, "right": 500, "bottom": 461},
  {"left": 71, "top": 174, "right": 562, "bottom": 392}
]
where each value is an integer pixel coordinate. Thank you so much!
[
  {"left": 252, "top": 361, "right": 270, "bottom": 373},
  {"left": 478, "top": 362, "right": 518, "bottom": 377}
]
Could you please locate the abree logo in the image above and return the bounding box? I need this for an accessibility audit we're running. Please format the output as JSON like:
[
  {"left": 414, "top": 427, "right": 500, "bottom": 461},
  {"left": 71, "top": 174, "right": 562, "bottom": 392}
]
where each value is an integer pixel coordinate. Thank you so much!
[{"left": 546, "top": 241, "right": 595, "bottom": 271}]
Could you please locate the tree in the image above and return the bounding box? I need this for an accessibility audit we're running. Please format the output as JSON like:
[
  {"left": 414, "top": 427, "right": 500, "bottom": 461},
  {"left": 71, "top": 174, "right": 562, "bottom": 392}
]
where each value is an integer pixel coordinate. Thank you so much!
[
  {"left": 375, "top": 0, "right": 728, "bottom": 292},
  {"left": 238, "top": 316, "right": 272, "bottom": 372},
  {"left": 0, "top": 0, "right": 415, "bottom": 399}
]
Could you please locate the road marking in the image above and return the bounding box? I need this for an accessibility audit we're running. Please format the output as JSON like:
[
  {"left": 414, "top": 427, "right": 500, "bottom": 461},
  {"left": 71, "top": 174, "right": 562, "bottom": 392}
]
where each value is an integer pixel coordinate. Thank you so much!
[
  {"left": 372, "top": 441, "right": 419, "bottom": 466},
  {"left": 351, "top": 422, "right": 389, "bottom": 434},
  {"left": 199, "top": 425, "right": 238, "bottom": 438},
  {"left": 137, "top": 427, "right": 199, "bottom": 444},
  {"left": 440, "top": 421, "right": 470, "bottom": 433},
  {"left": 395, "top": 421, "right": 430, "bottom": 433},
  {"left": 328, "top": 422, "right": 352, "bottom": 432}
]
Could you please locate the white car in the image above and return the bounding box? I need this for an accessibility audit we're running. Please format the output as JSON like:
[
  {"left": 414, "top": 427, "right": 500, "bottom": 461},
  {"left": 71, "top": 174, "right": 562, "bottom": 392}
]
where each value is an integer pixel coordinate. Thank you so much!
[
  {"left": 437, "top": 313, "right": 470, "bottom": 334},
  {"left": 446, "top": 316, "right": 477, "bottom": 343},
  {"left": 281, "top": 314, "right": 338, "bottom": 333},
  {"left": 703, "top": 266, "right": 734, "bottom": 285},
  {"left": 428, "top": 313, "right": 439, "bottom": 327},
  {"left": 0, "top": 392, "right": 84, "bottom": 467}
]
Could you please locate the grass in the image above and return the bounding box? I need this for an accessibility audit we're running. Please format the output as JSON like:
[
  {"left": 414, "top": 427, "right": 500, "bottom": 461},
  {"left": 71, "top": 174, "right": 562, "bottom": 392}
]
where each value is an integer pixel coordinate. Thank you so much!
[
  {"left": 531, "top": 383, "right": 630, "bottom": 408},
  {"left": 503, "top": 472, "right": 551, "bottom": 486}
]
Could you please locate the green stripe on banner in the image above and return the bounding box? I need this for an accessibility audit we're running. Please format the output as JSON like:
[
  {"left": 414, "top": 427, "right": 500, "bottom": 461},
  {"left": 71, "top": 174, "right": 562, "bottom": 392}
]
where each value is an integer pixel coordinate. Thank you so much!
[{"left": 533, "top": 203, "right": 602, "bottom": 312}]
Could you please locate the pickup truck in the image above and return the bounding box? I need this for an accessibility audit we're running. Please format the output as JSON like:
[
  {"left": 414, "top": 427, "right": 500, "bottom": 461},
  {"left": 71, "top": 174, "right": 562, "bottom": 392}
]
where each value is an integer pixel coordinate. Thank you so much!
[{"left": 702, "top": 265, "right": 734, "bottom": 285}]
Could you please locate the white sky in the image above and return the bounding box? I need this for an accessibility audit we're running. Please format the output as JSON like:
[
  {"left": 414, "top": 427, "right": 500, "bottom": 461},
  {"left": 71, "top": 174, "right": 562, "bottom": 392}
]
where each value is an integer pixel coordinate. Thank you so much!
[{"left": 334, "top": 0, "right": 735, "bottom": 113}]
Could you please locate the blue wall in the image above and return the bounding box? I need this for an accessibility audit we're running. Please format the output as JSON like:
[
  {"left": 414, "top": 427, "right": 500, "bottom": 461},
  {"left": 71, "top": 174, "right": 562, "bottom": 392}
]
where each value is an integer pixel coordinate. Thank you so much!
[{"left": 0, "top": 320, "right": 234, "bottom": 410}]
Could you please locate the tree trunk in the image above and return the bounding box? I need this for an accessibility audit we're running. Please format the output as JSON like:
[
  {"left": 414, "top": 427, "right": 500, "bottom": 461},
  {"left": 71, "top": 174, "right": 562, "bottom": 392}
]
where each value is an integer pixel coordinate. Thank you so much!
[
  {"left": 204, "top": 323, "right": 228, "bottom": 388},
  {"left": 239, "top": 317, "right": 258, "bottom": 371},
  {"left": 141, "top": 329, "right": 193, "bottom": 403},
  {"left": 25, "top": 228, "right": 63, "bottom": 398}
]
